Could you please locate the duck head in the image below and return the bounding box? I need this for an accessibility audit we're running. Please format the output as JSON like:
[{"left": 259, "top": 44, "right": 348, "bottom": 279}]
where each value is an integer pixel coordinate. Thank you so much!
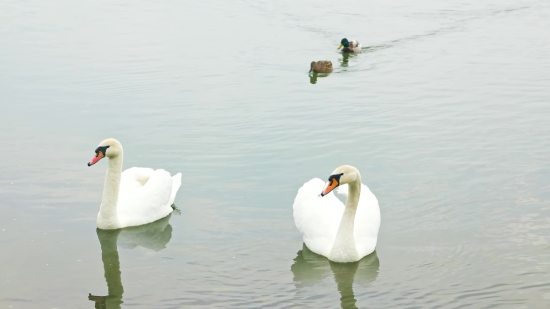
[
  {"left": 309, "top": 61, "right": 317, "bottom": 73},
  {"left": 338, "top": 38, "right": 350, "bottom": 50}
]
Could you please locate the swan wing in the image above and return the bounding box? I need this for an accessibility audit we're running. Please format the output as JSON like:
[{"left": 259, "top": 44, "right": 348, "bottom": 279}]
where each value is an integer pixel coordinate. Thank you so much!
[
  {"left": 293, "top": 178, "right": 345, "bottom": 257},
  {"left": 118, "top": 167, "right": 155, "bottom": 196},
  {"left": 117, "top": 168, "right": 175, "bottom": 227},
  {"left": 338, "top": 183, "right": 380, "bottom": 258}
]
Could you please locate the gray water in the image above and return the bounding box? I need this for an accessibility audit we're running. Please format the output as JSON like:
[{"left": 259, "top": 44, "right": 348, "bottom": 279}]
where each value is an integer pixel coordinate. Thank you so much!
[{"left": 1, "top": 0, "right": 550, "bottom": 308}]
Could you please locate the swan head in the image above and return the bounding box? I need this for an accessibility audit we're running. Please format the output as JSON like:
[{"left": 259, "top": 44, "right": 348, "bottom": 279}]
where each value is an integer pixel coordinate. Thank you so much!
[
  {"left": 321, "top": 165, "right": 360, "bottom": 196},
  {"left": 87, "top": 138, "right": 123, "bottom": 166}
]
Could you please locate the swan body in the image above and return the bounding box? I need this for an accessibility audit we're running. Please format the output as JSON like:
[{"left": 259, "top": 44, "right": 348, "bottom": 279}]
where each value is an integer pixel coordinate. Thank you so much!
[
  {"left": 310, "top": 61, "right": 333, "bottom": 73},
  {"left": 88, "top": 138, "right": 182, "bottom": 230},
  {"left": 338, "top": 38, "right": 361, "bottom": 53},
  {"left": 293, "top": 165, "right": 380, "bottom": 263}
]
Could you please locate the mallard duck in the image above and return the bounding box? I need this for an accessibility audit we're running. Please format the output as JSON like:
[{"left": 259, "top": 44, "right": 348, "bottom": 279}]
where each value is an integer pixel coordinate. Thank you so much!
[
  {"left": 338, "top": 38, "right": 361, "bottom": 53},
  {"left": 309, "top": 61, "right": 333, "bottom": 73}
]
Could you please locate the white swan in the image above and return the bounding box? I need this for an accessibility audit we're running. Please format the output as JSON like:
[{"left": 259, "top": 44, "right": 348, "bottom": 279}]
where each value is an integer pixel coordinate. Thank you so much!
[
  {"left": 293, "top": 165, "right": 380, "bottom": 263},
  {"left": 87, "top": 138, "right": 182, "bottom": 230}
]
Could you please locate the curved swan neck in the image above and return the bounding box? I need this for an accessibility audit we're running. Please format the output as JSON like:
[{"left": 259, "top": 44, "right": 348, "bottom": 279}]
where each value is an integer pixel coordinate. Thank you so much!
[
  {"left": 97, "top": 154, "right": 123, "bottom": 229},
  {"left": 345, "top": 177, "right": 361, "bottom": 209},
  {"left": 330, "top": 176, "right": 362, "bottom": 263}
]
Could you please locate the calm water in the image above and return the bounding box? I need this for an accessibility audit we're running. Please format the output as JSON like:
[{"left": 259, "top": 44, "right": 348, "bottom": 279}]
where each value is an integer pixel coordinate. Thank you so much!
[{"left": 1, "top": 0, "right": 550, "bottom": 308}]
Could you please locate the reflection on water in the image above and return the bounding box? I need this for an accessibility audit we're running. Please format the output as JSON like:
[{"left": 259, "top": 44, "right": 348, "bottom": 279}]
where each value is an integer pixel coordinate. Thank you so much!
[
  {"left": 291, "top": 244, "right": 379, "bottom": 309},
  {"left": 340, "top": 53, "right": 350, "bottom": 67},
  {"left": 88, "top": 215, "right": 173, "bottom": 309},
  {"left": 309, "top": 72, "right": 331, "bottom": 84},
  {"left": 2, "top": 0, "right": 550, "bottom": 307}
]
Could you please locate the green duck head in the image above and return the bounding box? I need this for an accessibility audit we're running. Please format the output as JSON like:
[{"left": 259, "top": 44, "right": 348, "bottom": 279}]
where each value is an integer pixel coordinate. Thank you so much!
[{"left": 338, "top": 38, "right": 350, "bottom": 49}]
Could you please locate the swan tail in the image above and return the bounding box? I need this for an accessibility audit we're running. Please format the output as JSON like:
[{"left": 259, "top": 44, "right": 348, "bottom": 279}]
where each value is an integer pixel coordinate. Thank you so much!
[{"left": 168, "top": 173, "right": 182, "bottom": 206}]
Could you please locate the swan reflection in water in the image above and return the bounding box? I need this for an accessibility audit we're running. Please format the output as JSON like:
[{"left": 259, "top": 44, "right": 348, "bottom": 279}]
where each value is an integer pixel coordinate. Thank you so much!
[
  {"left": 88, "top": 214, "right": 173, "bottom": 309},
  {"left": 291, "top": 244, "right": 380, "bottom": 309}
]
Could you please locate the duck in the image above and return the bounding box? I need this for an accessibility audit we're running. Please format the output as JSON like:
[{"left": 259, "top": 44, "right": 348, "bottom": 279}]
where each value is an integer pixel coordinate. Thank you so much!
[
  {"left": 293, "top": 165, "right": 380, "bottom": 263},
  {"left": 338, "top": 38, "right": 361, "bottom": 53},
  {"left": 309, "top": 60, "right": 333, "bottom": 73},
  {"left": 87, "top": 138, "right": 182, "bottom": 230}
]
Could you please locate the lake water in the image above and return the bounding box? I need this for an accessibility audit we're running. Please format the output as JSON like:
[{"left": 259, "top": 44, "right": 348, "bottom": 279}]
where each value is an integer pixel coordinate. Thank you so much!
[{"left": 1, "top": 0, "right": 549, "bottom": 308}]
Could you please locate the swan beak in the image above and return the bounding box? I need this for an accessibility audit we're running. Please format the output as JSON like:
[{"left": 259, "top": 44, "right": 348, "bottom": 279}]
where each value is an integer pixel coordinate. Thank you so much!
[
  {"left": 88, "top": 151, "right": 104, "bottom": 166},
  {"left": 321, "top": 179, "right": 339, "bottom": 197},
  {"left": 338, "top": 44, "right": 343, "bottom": 50}
]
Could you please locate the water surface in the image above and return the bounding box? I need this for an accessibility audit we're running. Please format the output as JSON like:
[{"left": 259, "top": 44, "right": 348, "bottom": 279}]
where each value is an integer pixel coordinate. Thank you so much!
[{"left": 1, "top": 0, "right": 550, "bottom": 308}]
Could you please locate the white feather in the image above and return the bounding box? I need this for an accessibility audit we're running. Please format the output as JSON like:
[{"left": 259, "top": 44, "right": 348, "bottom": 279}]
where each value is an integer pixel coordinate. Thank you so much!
[
  {"left": 349, "top": 40, "right": 362, "bottom": 53},
  {"left": 116, "top": 168, "right": 180, "bottom": 228}
]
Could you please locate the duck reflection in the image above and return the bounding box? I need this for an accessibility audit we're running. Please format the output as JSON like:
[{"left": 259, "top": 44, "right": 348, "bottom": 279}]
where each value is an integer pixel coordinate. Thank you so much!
[
  {"left": 291, "top": 244, "right": 379, "bottom": 309},
  {"left": 88, "top": 214, "right": 173, "bottom": 309},
  {"left": 340, "top": 53, "right": 351, "bottom": 67},
  {"left": 309, "top": 72, "right": 331, "bottom": 84}
]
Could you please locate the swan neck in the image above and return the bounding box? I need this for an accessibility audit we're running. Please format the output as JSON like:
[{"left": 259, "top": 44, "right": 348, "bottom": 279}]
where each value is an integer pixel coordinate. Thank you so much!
[
  {"left": 330, "top": 178, "right": 361, "bottom": 262},
  {"left": 345, "top": 178, "right": 361, "bottom": 209},
  {"left": 98, "top": 154, "right": 123, "bottom": 228}
]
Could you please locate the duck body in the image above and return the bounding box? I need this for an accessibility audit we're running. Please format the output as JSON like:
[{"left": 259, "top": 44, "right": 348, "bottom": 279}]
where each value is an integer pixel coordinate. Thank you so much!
[
  {"left": 293, "top": 166, "right": 380, "bottom": 263},
  {"left": 310, "top": 60, "right": 333, "bottom": 73},
  {"left": 88, "top": 138, "right": 182, "bottom": 230},
  {"left": 339, "top": 38, "right": 362, "bottom": 53}
]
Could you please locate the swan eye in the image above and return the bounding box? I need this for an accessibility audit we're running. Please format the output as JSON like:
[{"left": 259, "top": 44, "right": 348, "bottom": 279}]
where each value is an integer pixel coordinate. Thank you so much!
[
  {"left": 95, "top": 145, "right": 110, "bottom": 157},
  {"left": 327, "top": 173, "right": 344, "bottom": 184}
]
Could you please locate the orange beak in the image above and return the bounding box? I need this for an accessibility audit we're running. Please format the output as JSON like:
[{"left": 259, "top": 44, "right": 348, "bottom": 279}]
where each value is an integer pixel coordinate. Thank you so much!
[
  {"left": 88, "top": 151, "right": 105, "bottom": 166},
  {"left": 321, "top": 179, "right": 339, "bottom": 196}
]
